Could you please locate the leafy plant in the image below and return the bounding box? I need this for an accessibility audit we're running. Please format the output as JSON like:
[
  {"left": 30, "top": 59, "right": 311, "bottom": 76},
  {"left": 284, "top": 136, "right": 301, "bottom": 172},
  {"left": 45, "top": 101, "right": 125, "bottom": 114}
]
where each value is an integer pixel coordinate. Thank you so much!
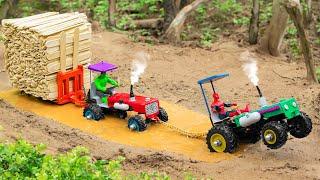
[
  {"left": 0, "top": 140, "right": 172, "bottom": 179},
  {"left": 195, "top": 4, "right": 207, "bottom": 23},
  {"left": 286, "top": 26, "right": 301, "bottom": 59},
  {"left": 212, "top": 0, "right": 242, "bottom": 14},
  {"left": 116, "top": 15, "right": 136, "bottom": 30},
  {"left": 233, "top": 16, "right": 250, "bottom": 26},
  {"left": 200, "top": 28, "right": 219, "bottom": 48},
  {"left": 260, "top": 2, "right": 273, "bottom": 23}
]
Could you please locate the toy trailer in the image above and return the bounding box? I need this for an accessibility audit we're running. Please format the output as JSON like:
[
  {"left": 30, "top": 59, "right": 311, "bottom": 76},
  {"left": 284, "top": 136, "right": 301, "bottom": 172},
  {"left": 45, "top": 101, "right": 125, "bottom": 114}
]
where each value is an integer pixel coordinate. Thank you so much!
[
  {"left": 83, "top": 61, "right": 168, "bottom": 132},
  {"left": 2, "top": 12, "right": 91, "bottom": 104},
  {"left": 198, "top": 73, "right": 312, "bottom": 153}
]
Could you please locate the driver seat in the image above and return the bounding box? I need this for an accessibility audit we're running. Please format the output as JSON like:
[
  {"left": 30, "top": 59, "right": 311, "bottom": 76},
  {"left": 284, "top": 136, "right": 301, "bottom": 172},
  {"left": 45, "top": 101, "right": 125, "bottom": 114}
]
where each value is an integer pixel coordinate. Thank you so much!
[{"left": 89, "top": 82, "right": 108, "bottom": 108}]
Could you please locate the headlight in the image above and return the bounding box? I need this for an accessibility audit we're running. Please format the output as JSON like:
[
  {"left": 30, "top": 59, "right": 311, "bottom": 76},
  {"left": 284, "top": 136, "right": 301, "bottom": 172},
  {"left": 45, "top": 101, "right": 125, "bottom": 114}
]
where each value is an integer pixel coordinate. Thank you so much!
[
  {"left": 284, "top": 104, "right": 289, "bottom": 110},
  {"left": 145, "top": 102, "right": 158, "bottom": 115},
  {"left": 292, "top": 102, "right": 297, "bottom": 107}
]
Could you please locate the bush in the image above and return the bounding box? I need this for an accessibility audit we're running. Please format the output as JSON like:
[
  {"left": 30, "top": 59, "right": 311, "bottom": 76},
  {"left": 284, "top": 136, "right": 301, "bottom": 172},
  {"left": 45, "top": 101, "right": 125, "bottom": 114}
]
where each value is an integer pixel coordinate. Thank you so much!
[{"left": 0, "top": 140, "right": 171, "bottom": 179}]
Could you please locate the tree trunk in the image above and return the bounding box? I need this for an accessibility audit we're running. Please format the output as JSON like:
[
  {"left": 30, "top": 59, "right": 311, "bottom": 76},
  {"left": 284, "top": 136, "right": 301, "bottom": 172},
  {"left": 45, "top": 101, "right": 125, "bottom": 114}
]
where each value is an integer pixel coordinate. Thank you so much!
[
  {"left": 163, "top": 0, "right": 190, "bottom": 31},
  {"left": 260, "top": 0, "right": 289, "bottom": 56},
  {"left": 284, "top": 0, "right": 318, "bottom": 83},
  {"left": 0, "top": 0, "right": 19, "bottom": 22},
  {"left": 163, "top": 0, "right": 179, "bottom": 30},
  {"left": 108, "top": 0, "right": 116, "bottom": 26},
  {"left": 164, "top": 0, "right": 209, "bottom": 44},
  {"left": 249, "top": 0, "right": 260, "bottom": 44},
  {"left": 0, "top": 0, "right": 11, "bottom": 22}
]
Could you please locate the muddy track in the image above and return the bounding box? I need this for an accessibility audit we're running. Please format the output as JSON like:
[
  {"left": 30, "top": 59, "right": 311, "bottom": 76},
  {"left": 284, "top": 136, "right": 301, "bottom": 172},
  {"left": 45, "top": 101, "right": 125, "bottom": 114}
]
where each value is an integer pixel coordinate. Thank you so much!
[{"left": 0, "top": 99, "right": 205, "bottom": 178}]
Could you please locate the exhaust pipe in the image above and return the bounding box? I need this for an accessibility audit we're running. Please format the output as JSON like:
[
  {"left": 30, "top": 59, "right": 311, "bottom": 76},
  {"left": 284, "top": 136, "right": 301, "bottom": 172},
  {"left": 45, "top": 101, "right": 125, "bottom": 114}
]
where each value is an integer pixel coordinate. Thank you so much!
[
  {"left": 256, "top": 85, "right": 267, "bottom": 107},
  {"left": 130, "top": 84, "right": 135, "bottom": 101},
  {"left": 256, "top": 86, "right": 263, "bottom": 97}
]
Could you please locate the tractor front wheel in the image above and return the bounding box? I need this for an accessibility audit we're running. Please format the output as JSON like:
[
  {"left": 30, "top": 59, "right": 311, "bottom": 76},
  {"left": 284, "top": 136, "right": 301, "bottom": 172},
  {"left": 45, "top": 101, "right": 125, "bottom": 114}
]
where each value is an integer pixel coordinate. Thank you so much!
[
  {"left": 158, "top": 107, "right": 168, "bottom": 122},
  {"left": 83, "top": 104, "right": 104, "bottom": 121},
  {"left": 128, "top": 115, "right": 147, "bottom": 132},
  {"left": 206, "top": 125, "right": 238, "bottom": 153},
  {"left": 289, "top": 112, "right": 312, "bottom": 138},
  {"left": 262, "top": 121, "right": 287, "bottom": 149}
]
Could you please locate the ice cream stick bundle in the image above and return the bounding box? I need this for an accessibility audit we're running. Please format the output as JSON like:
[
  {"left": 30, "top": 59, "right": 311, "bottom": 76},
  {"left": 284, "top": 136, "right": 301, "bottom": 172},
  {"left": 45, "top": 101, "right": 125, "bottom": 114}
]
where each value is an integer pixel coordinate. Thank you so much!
[{"left": 1, "top": 12, "right": 92, "bottom": 100}]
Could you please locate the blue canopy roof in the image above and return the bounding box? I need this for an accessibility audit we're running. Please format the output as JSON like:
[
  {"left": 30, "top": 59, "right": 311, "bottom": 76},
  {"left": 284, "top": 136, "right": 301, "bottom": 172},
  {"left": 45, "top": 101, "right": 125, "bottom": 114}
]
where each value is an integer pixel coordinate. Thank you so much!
[{"left": 197, "top": 73, "right": 229, "bottom": 84}]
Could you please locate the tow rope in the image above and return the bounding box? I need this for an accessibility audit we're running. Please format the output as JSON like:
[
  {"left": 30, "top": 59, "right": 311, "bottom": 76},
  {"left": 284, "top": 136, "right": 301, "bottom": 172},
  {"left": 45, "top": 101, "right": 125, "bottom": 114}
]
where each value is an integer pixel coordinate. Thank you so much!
[{"left": 159, "top": 121, "right": 207, "bottom": 139}]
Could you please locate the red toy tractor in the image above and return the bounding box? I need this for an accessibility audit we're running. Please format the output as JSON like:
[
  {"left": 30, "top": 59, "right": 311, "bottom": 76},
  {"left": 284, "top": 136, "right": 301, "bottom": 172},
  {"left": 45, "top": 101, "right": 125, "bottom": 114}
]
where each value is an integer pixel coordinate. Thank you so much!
[{"left": 83, "top": 61, "right": 168, "bottom": 131}]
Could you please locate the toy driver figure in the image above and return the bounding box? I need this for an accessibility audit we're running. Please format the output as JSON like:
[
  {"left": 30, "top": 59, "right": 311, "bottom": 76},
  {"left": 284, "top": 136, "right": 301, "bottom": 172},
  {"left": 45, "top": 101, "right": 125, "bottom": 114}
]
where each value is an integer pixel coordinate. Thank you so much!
[
  {"left": 94, "top": 72, "right": 119, "bottom": 103},
  {"left": 211, "top": 93, "right": 241, "bottom": 120}
]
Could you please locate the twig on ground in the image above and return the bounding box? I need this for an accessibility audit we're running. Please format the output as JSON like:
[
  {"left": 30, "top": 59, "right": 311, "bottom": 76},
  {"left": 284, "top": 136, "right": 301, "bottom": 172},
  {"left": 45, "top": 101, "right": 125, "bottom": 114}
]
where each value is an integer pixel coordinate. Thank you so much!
[{"left": 272, "top": 69, "right": 296, "bottom": 81}]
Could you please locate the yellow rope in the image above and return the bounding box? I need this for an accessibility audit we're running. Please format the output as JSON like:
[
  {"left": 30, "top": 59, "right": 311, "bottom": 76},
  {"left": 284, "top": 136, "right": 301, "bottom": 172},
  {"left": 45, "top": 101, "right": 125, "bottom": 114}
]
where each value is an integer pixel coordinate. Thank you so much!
[{"left": 159, "top": 121, "right": 207, "bottom": 139}]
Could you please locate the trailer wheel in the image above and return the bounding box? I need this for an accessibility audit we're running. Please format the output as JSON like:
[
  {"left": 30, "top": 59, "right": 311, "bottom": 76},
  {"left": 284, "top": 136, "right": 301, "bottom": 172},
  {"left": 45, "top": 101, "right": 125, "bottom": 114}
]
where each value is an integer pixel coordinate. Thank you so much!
[
  {"left": 262, "top": 121, "right": 287, "bottom": 149},
  {"left": 158, "top": 107, "right": 168, "bottom": 122},
  {"left": 128, "top": 115, "right": 147, "bottom": 132},
  {"left": 83, "top": 104, "right": 104, "bottom": 121},
  {"left": 289, "top": 112, "right": 312, "bottom": 138},
  {"left": 206, "top": 125, "right": 238, "bottom": 153}
]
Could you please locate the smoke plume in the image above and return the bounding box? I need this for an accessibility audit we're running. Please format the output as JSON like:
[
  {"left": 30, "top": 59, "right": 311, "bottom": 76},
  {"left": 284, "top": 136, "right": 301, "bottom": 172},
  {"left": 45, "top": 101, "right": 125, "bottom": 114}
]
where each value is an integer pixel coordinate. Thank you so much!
[
  {"left": 240, "top": 50, "right": 259, "bottom": 86},
  {"left": 130, "top": 52, "right": 149, "bottom": 85}
]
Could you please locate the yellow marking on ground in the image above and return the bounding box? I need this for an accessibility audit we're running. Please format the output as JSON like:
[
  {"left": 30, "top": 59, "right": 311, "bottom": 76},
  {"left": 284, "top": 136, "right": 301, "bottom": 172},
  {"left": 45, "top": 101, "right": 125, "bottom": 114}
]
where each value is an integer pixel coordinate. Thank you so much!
[{"left": 0, "top": 89, "right": 240, "bottom": 162}]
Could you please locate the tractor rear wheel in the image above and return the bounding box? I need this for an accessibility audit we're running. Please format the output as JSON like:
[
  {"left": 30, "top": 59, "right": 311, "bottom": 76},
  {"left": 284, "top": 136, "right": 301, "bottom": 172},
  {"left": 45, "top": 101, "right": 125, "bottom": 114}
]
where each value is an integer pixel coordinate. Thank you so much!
[
  {"left": 289, "top": 112, "right": 312, "bottom": 138},
  {"left": 206, "top": 125, "right": 238, "bottom": 153},
  {"left": 158, "top": 107, "right": 168, "bottom": 122},
  {"left": 128, "top": 115, "right": 147, "bottom": 132},
  {"left": 262, "top": 121, "right": 287, "bottom": 149},
  {"left": 83, "top": 104, "right": 104, "bottom": 121}
]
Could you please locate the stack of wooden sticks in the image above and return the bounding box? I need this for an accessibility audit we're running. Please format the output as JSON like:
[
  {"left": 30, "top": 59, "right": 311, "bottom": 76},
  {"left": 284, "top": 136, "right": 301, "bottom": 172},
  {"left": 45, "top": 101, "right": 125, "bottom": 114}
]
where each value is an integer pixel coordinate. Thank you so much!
[{"left": 2, "top": 12, "right": 92, "bottom": 100}]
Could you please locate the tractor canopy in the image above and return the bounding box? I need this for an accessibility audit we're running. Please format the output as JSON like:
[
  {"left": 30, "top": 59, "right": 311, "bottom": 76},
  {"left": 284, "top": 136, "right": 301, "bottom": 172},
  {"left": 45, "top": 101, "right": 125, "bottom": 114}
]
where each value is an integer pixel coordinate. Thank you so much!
[
  {"left": 197, "top": 73, "right": 229, "bottom": 85},
  {"left": 197, "top": 73, "right": 229, "bottom": 126},
  {"left": 88, "top": 61, "right": 118, "bottom": 73}
]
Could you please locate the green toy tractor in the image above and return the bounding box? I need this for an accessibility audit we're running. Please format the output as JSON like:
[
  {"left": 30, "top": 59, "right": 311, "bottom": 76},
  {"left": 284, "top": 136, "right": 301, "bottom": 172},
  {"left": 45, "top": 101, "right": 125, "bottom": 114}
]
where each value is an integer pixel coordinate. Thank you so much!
[{"left": 198, "top": 73, "right": 312, "bottom": 153}]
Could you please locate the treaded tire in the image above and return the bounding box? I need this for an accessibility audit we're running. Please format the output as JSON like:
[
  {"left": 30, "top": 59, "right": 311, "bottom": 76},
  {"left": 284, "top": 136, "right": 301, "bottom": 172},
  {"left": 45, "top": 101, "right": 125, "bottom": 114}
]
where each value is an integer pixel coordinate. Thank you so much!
[
  {"left": 128, "top": 115, "right": 147, "bottom": 132},
  {"left": 158, "top": 107, "right": 168, "bottom": 122},
  {"left": 262, "top": 121, "right": 287, "bottom": 149},
  {"left": 83, "top": 104, "right": 104, "bottom": 121},
  {"left": 289, "top": 112, "right": 312, "bottom": 138},
  {"left": 206, "top": 125, "right": 238, "bottom": 153}
]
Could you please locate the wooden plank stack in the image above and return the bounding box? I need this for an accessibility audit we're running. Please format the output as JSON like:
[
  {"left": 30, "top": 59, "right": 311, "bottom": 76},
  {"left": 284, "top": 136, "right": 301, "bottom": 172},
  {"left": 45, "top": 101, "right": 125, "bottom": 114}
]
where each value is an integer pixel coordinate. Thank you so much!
[{"left": 1, "top": 12, "right": 92, "bottom": 101}]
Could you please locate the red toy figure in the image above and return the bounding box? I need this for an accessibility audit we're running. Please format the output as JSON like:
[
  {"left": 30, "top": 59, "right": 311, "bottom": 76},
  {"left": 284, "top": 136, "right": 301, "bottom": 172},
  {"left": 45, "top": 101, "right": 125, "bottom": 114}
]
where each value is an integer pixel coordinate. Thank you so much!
[{"left": 211, "top": 93, "right": 249, "bottom": 119}]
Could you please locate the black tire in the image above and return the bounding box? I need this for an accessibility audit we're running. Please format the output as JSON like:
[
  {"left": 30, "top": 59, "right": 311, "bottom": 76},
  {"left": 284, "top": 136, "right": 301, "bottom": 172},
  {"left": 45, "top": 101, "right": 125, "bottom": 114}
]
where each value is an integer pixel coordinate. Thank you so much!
[
  {"left": 128, "top": 115, "right": 147, "bottom": 132},
  {"left": 262, "top": 121, "right": 287, "bottom": 149},
  {"left": 118, "top": 111, "right": 128, "bottom": 119},
  {"left": 206, "top": 125, "right": 238, "bottom": 153},
  {"left": 86, "top": 90, "right": 96, "bottom": 104},
  {"left": 83, "top": 104, "right": 104, "bottom": 121},
  {"left": 289, "top": 112, "right": 312, "bottom": 138},
  {"left": 158, "top": 107, "right": 168, "bottom": 122}
]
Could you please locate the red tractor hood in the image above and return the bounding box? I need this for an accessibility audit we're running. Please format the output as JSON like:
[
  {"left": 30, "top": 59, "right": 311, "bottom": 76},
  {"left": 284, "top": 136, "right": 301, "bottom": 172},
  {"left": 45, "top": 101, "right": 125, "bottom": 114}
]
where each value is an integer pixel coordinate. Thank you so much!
[{"left": 108, "top": 93, "right": 160, "bottom": 118}]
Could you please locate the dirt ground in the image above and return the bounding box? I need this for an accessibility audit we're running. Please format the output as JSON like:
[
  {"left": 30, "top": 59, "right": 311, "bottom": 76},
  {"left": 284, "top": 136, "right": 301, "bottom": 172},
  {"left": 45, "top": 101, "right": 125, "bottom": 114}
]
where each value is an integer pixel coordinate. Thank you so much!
[{"left": 0, "top": 31, "right": 319, "bottom": 179}]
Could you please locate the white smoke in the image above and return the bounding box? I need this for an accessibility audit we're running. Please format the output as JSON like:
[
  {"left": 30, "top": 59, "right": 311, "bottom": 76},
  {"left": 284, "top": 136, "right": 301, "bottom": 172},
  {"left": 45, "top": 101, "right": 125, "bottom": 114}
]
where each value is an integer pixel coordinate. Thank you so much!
[
  {"left": 130, "top": 52, "right": 149, "bottom": 85},
  {"left": 240, "top": 51, "right": 259, "bottom": 86}
]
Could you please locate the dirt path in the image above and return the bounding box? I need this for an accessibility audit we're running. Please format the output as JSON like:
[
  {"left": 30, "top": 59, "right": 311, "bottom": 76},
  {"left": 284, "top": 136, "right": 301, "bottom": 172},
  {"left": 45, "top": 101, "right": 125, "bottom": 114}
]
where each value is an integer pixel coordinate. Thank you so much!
[{"left": 0, "top": 31, "right": 319, "bottom": 179}]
